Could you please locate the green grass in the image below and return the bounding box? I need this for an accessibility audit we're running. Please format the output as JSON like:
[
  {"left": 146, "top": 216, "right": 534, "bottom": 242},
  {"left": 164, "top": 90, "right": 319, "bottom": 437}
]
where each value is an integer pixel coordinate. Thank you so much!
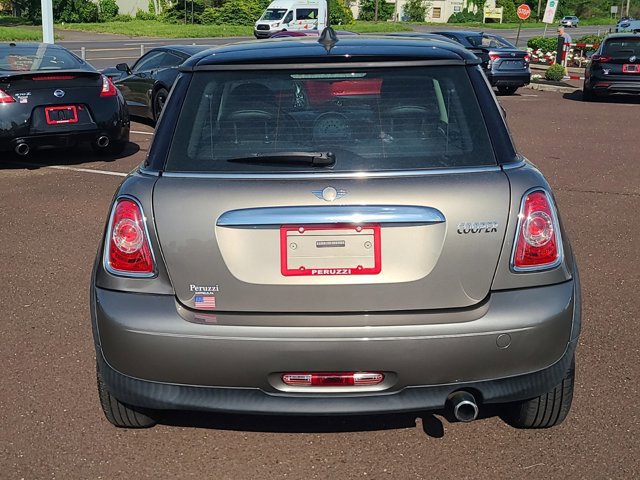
[
  {"left": 55, "top": 19, "right": 413, "bottom": 37},
  {"left": 55, "top": 20, "right": 253, "bottom": 38},
  {"left": 0, "top": 15, "right": 34, "bottom": 27},
  {"left": 0, "top": 27, "right": 44, "bottom": 41}
]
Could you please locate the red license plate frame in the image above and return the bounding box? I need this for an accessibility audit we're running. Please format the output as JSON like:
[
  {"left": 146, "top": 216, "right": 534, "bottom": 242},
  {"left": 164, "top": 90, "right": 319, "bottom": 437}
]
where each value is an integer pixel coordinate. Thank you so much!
[
  {"left": 622, "top": 64, "right": 640, "bottom": 74},
  {"left": 45, "top": 105, "right": 78, "bottom": 125},
  {"left": 280, "top": 224, "right": 382, "bottom": 277}
]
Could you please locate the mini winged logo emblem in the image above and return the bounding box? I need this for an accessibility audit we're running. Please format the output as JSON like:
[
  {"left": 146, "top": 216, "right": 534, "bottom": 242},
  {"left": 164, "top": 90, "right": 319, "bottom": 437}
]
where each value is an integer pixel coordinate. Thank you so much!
[
  {"left": 630, "top": 55, "right": 637, "bottom": 63},
  {"left": 312, "top": 186, "right": 347, "bottom": 202}
]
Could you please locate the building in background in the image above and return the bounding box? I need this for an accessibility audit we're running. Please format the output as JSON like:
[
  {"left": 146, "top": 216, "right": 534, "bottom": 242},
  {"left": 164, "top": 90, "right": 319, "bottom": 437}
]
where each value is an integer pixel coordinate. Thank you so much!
[{"left": 348, "top": 0, "right": 495, "bottom": 24}]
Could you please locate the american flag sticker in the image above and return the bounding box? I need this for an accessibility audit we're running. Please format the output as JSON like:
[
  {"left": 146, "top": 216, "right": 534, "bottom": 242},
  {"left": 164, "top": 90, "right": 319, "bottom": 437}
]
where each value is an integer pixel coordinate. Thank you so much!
[{"left": 194, "top": 295, "right": 216, "bottom": 310}]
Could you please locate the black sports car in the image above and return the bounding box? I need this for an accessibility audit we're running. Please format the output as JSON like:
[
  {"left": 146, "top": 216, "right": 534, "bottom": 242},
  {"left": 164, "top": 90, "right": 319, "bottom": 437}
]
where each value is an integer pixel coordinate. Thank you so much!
[
  {"left": 583, "top": 33, "right": 640, "bottom": 101},
  {"left": 102, "top": 45, "right": 210, "bottom": 123},
  {"left": 0, "top": 42, "right": 129, "bottom": 156},
  {"left": 429, "top": 31, "right": 531, "bottom": 95}
]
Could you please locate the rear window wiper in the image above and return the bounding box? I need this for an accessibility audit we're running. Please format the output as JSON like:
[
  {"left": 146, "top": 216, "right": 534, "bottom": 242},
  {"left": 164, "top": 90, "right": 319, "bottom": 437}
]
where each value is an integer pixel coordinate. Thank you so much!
[{"left": 226, "top": 151, "right": 336, "bottom": 167}]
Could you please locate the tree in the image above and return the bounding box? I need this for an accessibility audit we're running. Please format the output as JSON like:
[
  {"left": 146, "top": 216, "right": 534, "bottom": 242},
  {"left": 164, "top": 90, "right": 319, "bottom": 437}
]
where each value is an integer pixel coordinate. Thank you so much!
[
  {"left": 403, "top": 0, "right": 430, "bottom": 21},
  {"left": 358, "top": 0, "right": 394, "bottom": 21}
]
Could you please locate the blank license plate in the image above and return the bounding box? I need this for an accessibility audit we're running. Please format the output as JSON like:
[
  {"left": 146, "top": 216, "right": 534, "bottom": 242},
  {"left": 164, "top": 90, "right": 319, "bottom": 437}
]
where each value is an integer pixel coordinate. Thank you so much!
[
  {"left": 45, "top": 105, "right": 78, "bottom": 124},
  {"left": 622, "top": 64, "right": 640, "bottom": 73},
  {"left": 280, "top": 224, "right": 381, "bottom": 276}
]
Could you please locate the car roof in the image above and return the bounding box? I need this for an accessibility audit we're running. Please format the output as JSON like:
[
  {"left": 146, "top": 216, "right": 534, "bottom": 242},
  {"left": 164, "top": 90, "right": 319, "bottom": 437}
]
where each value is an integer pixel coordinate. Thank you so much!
[
  {"left": 146, "top": 45, "right": 212, "bottom": 55},
  {"left": 182, "top": 35, "right": 479, "bottom": 69},
  {"left": 604, "top": 32, "right": 640, "bottom": 39}
]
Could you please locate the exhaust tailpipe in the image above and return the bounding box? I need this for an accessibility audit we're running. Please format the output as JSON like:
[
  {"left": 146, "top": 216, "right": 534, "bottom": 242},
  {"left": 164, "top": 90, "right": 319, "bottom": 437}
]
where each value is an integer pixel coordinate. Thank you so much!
[
  {"left": 15, "top": 143, "right": 30, "bottom": 156},
  {"left": 448, "top": 391, "right": 479, "bottom": 423},
  {"left": 96, "top": 136, "right": 110, "bottom": 148}
]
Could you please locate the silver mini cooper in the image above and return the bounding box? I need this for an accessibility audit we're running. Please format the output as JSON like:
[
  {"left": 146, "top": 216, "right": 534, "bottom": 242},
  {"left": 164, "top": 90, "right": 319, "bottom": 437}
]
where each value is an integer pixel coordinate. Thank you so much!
[{"left": 91, "top": 33, "right": 580, "bottom": 429}]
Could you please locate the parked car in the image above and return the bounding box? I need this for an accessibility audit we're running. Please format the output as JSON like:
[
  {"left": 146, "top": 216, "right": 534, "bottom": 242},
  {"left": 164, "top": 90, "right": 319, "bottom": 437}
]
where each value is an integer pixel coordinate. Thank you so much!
[
  {"left": 583, "top": 33, "right": 640, "bottom": 100},
  {"left": 560, "top": 16, "right": 579, "bottom": 28},
  {"left": 428, "top": 31, "right": 531, "bottom": 95},
  {"left": 0, "top": 42, "right": 129, "bottom": 156},
  {"left": 616, "top": 19, "right": 640, "bottom": 33},
  {"left": 91, "top": 33, "right": 581, "bottom": 430},
  {"left": 102, "top": 45, "right": 210, "bottom": 123}
]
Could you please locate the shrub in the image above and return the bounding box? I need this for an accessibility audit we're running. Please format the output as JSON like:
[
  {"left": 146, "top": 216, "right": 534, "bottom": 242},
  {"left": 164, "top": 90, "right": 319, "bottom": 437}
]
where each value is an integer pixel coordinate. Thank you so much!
[
  {"left": 403, "top": 0, "right": 429, "bottom": 22},
  {"left": 358, "top": 0, "right": 394, "bottom": 21},
  {"left": 99, "top": 0, "right": 119, "bottom": 21},
  {"left": 53, "top": 0, "right": 99, "bottom": 23},
  {"left": 496, "top": 0, "right": 517, "bottom": 23},
  {"left": 329, "top": 0, "right": 353, "bottom": 25},
  {"left": 136, "top": 9, "right": 156, "bottom": 20},
  {"left": 112, "top": 14, "right": 133, "bottom": 21},
  {"left": 575, "top": 34, "right": 604, "bottom": 52},
  {"left": 447, "top": 9, "right": 481, "bottom": 23},
  {"left": 545, "top": 63, "right": 565, "bottom": 81},
  {"left": 527, "top": 36, "right": 558, "bottom": 52}
]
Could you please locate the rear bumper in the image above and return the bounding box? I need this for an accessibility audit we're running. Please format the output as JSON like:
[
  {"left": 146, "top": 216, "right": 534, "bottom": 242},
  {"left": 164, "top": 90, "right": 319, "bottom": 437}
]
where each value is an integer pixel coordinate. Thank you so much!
[
  {"left": 590, "top": 79, "right": 640, "bottom": 94},
  {"left": 0, "top": 126, "right": 129, "bottom": 151},
  {"left": 92, "top": 279, "right": 580, "bottom": 415},
  {"left": 487, "top": 71, "right": 531, "bottom": 87}
]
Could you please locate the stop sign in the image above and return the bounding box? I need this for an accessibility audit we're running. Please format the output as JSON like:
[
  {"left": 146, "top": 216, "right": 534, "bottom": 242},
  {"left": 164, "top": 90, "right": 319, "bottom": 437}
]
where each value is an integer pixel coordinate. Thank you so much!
[{"left": 517, "top": 4, "right": 531, "bottom": 20}]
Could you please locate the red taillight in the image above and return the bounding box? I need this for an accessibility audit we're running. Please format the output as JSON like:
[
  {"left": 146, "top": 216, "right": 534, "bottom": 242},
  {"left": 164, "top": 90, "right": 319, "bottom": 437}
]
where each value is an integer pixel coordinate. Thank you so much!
[
  {"left": 0, "top": 88, "right": 16, "bottom": 104},
  {"left": 105, "top": 198, "right": 155, "bottom": 275},
  {"left": 100, "top": 74, "right": 117, "bottom": 97},
  {"left": 524, "top": 54, "right": 531, "bottom": 63},
  {"left": 512, "top": 190, "right": 562, "bottom": 271},
  {"left": 33, "top": 75, "right": 76, "bottom": 81},
  {"left": 282, "top": 372, "right": 385, "bottom": 387},
  {"left": 591, "top": 54, "right": 613, "bottom": 63},
  {"left": 489, "top": 53, "right": 501, "bottom": 61}
]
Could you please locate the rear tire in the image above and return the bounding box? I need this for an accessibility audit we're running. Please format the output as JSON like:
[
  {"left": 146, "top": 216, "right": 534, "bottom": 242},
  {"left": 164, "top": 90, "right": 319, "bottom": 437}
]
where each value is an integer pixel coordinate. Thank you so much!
[
  {"left": 501, "top": 355, "right": 575, "bottom": 429},
  {"left": 153, "top": 87, "right": 169, "bottom": 123},
  {"left": 497, "top": 86, "right": 518, "bottom": 96},
  {"left": 582, "top": 82, "right": 594, "bottom": 102},
  {"left": 96, "top": 363, "right": 156, "bottom": 428}
]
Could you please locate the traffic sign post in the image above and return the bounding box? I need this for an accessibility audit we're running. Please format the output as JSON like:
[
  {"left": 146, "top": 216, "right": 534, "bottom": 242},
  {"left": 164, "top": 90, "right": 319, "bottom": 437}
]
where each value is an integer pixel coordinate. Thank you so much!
[{"left": 515, "top": 4, "right": 531, "bottom": 47}]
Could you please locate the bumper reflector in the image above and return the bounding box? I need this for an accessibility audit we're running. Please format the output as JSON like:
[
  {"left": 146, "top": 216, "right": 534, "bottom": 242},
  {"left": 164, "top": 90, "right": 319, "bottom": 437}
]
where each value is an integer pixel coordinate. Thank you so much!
[{"left": 282, "top": 372, "right": 384, "bottom": 387}]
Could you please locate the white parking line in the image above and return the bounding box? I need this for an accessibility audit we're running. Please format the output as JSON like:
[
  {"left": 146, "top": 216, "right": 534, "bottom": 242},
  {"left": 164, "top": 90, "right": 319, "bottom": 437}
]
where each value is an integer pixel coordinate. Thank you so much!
[
  {"left": 11, "top": 160, "right": 128, "bottom": 177},
  {"left": 131, "top": 130, "right": 154, "bottom": 135},
  {"left": 47, "top": 165, "right": 127, "bottom": 176}
]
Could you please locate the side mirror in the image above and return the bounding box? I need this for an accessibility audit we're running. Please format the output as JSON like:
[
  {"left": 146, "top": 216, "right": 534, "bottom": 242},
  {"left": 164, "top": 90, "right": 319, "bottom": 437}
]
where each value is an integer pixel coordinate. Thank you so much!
[{"left": 116, "top": 63, "right": 131, "bottom": 74}]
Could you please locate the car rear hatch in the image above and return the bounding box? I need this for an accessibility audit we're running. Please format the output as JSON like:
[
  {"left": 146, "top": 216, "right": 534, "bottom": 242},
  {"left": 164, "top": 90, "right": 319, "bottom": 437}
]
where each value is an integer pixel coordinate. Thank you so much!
[
  {"left": 1, "top": 70, "right": 106, "bottom": 132},
  {"left": 150, "top": 62, "right": 511, "bottom": 314},
  {"left": 593, "top": 38, "right": 640, "bottom": 78},
  {"left": 489, "top": 49, "right": 529, "bottom": 71}
]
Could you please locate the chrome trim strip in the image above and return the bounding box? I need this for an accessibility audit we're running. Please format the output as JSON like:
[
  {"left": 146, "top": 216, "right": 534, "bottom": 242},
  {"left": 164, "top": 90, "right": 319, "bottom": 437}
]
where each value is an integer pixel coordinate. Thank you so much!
[
  {"left": 501, "top": 158, "right": 526, "bottom": 170},
  {"left": 509, "top": 188, "right": 564, "bottom": 273},
  {"left": 161, "top": 165, "right": 501, "bottom": 180},
  {"left": 103, "top": 195, "right": 158, "bottom": 279},
  {"left": 217, "top": 205, "right": 445, "bottom": 228},
  {"left": 188, "top": 60, "right": 466, "bottom": 72}
]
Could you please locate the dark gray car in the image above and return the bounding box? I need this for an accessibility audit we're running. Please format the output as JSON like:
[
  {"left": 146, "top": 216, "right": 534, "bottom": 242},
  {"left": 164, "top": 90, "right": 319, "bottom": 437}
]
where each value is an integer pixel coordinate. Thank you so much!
[{"left": 91, "top": 33, "right": 580, "bottom": 430}]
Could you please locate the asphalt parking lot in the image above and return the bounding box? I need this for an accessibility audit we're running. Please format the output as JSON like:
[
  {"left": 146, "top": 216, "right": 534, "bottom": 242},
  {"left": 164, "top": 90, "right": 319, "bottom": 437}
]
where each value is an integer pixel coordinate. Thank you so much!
[{"left": 1, "top": 89, "right": 639, "bottom": 478}]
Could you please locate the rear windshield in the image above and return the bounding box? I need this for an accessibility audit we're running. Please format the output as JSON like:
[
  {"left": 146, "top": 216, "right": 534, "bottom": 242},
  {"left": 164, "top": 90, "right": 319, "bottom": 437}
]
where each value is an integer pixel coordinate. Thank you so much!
[
  {"left": 602, "top": 37, "right": 640, "bottom": 56},
  {"left": 165, "top": 66, "right": 496, "bottom": 173},
  {"left": 0, "top": 45, "right": 84, "bottom": 72},
  {"left": 466, "top": 35, "right": 513, "bottom": 49}
]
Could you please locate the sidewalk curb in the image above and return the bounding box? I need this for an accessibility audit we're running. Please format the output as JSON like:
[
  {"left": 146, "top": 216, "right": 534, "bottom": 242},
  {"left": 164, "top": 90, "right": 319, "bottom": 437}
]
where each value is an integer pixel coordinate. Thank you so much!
[{"left": 526, "top": 82, "right": 580, "bottom": 94}]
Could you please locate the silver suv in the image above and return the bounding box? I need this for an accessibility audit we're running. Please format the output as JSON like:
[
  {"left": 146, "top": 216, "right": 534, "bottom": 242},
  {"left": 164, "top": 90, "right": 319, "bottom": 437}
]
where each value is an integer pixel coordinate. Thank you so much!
[
  {"left": 561, "top": 15, "right": 579, "bottom": 27},
  {"left": 91, "top": 33, "right": 581, "bottom": 430}
]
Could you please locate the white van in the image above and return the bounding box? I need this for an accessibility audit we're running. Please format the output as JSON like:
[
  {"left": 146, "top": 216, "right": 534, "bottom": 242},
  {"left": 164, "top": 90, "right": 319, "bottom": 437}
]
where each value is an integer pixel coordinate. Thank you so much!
[{"left": 254, "top": 0, "right": 327, "bottom": 39}]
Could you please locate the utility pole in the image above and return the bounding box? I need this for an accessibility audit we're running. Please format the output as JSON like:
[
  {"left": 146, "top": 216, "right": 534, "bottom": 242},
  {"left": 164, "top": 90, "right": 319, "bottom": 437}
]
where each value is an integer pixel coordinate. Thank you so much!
[
  {"left": 626, "top": 0, "right": 630, "bottom": 16},
  {"left": 537, "top": 0, "right": 542, "bottom": 20},
  {"left": 374, "top": 0, "right": 379, "bottom": 21},
  {"left": 41, "top": 0, "right": 54, "bottom": 44}
]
